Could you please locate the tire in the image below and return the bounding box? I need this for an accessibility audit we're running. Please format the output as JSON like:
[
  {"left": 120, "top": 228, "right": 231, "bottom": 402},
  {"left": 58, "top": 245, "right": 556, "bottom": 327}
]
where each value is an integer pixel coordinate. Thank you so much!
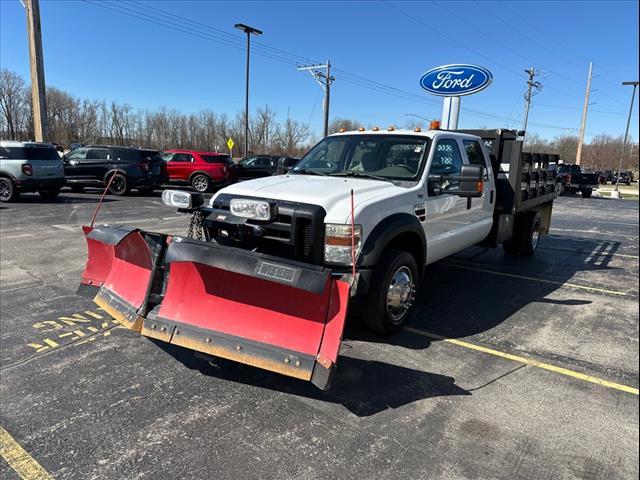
[
  {"left": 107, "top": 173, "right": 130, "bottom": 196},
  {"left": 362, "top": 249, "right": 419, "bottom": 335},
  {"left": 0, "top": 177, "right": 18, "bottom": 202},
  {"left": 70, "top": 185, "right": 84, "bottom": 193},
  {"left": 191, "top": 173, "right": 210, "bottom": 193},
  {"left": 581, "top": 189, "right": 592, "bottom": 198},
  {"left": 38, "top": 187, "right": 61, "bottom": 200},
  {"left": 554, "top": 181, "right": 564, "bottom": 196},
  {"left": 516, "top": 211, "right": 541, "bottom": 257}
]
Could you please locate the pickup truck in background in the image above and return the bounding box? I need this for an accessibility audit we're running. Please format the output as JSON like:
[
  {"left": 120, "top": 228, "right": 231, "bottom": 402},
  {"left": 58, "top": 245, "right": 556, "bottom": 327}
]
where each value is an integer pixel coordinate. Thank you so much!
[
  {"left": 79, "top": 127, "right": 559, "bottom": 389},
  {"left": 555, "top": 164, "right": 599, "bottom": 198}
]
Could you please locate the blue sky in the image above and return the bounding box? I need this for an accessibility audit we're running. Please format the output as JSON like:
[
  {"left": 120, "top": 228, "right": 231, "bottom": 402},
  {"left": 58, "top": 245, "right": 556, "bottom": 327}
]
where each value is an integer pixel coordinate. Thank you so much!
[{"left": 1, "top": 0, "right": 638, "bottom": 142}]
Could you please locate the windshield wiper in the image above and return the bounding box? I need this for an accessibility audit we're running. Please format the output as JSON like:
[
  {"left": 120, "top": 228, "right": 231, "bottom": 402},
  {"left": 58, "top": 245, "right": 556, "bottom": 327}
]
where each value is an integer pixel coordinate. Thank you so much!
[
  {"left": 329, "top": 171, "right": 395, "bottom": 183},
  {"left": 289, "top": 169, "right": 328, "bottom": 176}
]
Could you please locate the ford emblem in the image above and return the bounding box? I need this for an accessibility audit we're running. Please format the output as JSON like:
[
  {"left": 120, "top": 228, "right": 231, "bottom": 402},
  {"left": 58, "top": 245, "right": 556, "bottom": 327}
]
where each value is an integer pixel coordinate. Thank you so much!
[{"left": 420, "top": 64, "right": 493, "bottom": 97}]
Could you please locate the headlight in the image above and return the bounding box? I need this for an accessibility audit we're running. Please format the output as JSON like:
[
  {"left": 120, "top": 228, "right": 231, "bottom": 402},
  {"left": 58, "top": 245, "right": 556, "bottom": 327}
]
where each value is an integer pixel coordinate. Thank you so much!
[
  {"left": 161, "top": 189, "right": 204, "bottom": 209},
  {"left": 324, "top": 224, "right": 362, "bottom": 265},
  {"left": 230, "top": 199, "right": 272, "bottom": 220}
]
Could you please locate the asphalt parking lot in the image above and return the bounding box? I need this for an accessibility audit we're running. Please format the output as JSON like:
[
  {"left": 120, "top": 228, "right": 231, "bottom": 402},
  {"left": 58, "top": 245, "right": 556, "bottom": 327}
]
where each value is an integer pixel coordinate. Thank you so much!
[{"left": 1, "top": 189, "right": 638, "bottom": 479}]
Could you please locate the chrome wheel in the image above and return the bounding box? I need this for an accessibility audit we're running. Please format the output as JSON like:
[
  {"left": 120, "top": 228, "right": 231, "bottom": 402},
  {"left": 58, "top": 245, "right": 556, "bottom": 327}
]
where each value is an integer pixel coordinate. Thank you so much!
[
  {"left": 531, "top": 223, "right": 540, "bottom": 251},
  {"left": 386, "top": 266, "right": 415, "bottom": 323},
  {"left": 192, "top": 174, "right": 209, "bottom": 192}
]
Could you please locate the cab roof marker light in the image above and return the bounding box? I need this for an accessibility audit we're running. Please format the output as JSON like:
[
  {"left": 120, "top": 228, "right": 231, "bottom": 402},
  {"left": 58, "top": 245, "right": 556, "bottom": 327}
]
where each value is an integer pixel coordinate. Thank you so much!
[
  {"left": 358, "top": 127, "right": 365, "bottom": 132},
  {"left": 430, "top": 120, "right": 441, "bottom": 130},
  {"left": 387, "top": 126, "right": 395, "bottom": 131},
  {"left": 414, "top": 127, "right": 422, "bottom": 132},
  {"left": 372, "top": 126, "right": 380, "bottom": 131}
]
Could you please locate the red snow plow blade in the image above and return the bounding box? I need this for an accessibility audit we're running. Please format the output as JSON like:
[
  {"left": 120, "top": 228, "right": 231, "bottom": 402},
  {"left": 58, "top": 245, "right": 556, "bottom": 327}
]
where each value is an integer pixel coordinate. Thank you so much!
[
  {"left": 142, "top": 237, "right": 350, "bottom": 389},
  {"left": 80, "top": 225, "right": 165, "bottom": 332},
  {"left": 80, "top": 227, "right": 350, "bottom": 389}
]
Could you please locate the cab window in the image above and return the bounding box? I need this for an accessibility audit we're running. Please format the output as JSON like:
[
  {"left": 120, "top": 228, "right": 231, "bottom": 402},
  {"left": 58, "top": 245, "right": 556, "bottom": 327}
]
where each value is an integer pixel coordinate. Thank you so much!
[
  {"left": 429, "top": 139, "right": 463, "bottom": 193},
  {"left": 66, "top": 148, "right": 88, "bottom": 161},
  {"left": 463, "top": 140, "right": 485, "bottom": 167},
  {"left": 172, "top": 153, "right": 192, "bottom": 162}
]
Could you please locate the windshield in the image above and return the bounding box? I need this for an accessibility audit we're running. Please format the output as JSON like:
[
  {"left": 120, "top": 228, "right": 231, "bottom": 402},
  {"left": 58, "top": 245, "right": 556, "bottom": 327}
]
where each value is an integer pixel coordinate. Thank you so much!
[{"left": 293, "top": 135, "right": 429, "bottom": 180}]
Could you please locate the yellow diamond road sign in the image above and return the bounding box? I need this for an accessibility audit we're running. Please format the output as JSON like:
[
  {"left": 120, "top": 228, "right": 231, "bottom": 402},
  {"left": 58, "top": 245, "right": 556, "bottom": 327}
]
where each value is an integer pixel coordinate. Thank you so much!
[{"left": 227, "top": 138, "right": 234, "bottom": 150}]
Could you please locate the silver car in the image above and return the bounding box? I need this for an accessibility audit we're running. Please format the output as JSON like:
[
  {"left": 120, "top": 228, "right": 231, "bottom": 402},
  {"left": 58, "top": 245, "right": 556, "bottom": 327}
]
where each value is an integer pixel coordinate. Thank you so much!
[{"left": 0, "top": 141, "right": 66, "bottom": 202}]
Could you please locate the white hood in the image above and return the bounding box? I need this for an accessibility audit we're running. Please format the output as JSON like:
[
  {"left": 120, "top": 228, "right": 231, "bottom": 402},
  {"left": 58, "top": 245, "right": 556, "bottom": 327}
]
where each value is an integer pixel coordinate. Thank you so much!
[{"left": 213, "top": 174, "right": 405, "bottom": 223}]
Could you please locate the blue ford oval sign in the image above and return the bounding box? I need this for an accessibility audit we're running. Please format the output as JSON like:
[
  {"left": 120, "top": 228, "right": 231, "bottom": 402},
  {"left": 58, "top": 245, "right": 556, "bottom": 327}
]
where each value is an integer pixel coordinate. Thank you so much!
[{"left": 420, "top": 64, "right": 493, "bottom": 97}]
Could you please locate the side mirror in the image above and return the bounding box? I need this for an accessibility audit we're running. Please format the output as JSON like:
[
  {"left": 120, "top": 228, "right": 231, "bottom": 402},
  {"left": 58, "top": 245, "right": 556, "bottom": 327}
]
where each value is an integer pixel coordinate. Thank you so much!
[
  {"left": 428, "top": 164, "right": 484, "bottom": 198},
  {"left": 277, "top": 157, "right": 298, "bottom": 175},
  {"left": 452, "top": 164, "right": 484, "bottom": 198}
]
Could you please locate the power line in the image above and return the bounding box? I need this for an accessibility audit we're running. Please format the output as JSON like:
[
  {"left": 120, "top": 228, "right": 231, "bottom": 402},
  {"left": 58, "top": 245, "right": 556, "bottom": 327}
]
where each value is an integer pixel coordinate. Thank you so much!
[{"left": 80, "top": 0, "right": 590, "bottom": 136}]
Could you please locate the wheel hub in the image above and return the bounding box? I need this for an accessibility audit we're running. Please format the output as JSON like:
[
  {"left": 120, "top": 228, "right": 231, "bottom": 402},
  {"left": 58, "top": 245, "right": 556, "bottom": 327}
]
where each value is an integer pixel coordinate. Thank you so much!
[{"left": 386, "top": 266, "right": 415, "bottom": 322}]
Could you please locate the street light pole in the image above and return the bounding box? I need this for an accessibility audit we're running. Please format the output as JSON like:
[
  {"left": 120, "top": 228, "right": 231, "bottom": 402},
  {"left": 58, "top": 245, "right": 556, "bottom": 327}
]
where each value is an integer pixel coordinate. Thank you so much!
[
  {"left": 234, "top": 23, "right": 262, "bottom": 158},
  {"left": 612, "top": 81, "right": 639, "bottom": 197}
]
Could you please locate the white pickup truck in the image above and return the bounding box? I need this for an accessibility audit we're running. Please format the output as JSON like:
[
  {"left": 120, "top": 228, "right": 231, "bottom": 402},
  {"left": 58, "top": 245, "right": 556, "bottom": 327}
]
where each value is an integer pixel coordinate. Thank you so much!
[
  {"left": 81, "top": 126, "right": 559, "bottom": 389},
  {"left": 191, "top": 127, "right": 558, "bottom": 334}
]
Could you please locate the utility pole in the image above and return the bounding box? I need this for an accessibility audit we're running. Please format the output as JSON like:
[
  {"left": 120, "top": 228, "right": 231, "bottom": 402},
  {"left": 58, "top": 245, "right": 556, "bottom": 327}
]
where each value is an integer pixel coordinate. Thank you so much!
[
  {"left": 612, "top": 81, "right": 639, "bottom": 198},
  {"left": 298, "top": 61, "right": 334, "bottom": 137},
  {"left": 575, "top": 62, "right": 593, "bottom": 165},
  {"left": 23, "top": 0, "right": 48, "bottom": 141},
  {"left": 522, "top": 67, "right": 542, "bottom": 140},
  {"left": 234, "top": 23, "right": 262, "bottom": 158}
]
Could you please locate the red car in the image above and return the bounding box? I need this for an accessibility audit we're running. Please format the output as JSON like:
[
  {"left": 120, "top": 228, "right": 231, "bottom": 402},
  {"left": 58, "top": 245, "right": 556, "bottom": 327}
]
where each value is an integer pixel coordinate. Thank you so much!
[{"left": 162, "top": 150, "right": 236, "bottom": 192}]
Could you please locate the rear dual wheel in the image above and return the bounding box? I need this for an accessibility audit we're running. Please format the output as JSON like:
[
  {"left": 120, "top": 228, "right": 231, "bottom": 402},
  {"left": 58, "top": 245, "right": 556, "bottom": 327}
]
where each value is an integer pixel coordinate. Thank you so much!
[{"left": 503, "top": 211, "right": 541, "bottom": 257}]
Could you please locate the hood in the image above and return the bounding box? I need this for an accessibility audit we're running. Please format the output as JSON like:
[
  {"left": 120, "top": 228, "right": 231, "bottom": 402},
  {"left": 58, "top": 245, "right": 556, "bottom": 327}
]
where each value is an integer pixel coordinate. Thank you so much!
[{"left": 212, "top": 174, "right": 404, "bottom": 223}]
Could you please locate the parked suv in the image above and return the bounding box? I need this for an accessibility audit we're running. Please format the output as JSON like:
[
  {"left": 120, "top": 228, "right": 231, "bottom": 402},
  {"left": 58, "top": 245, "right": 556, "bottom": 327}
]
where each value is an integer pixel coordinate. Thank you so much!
[
  {"left": 162, "top": 150, "right": 236, "bottom": 192},
  {"left": 0, "top": 141, "right": 66, "bottom": 202},
  {"left": 63, "top": 145, "right": 168, "bottom": 195}
]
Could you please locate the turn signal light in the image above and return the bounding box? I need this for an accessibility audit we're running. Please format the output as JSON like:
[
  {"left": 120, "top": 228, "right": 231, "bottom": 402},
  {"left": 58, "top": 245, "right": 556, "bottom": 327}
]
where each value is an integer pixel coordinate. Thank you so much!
[{"left": 476, "top": 181, "right": 484, "bottom": 193}]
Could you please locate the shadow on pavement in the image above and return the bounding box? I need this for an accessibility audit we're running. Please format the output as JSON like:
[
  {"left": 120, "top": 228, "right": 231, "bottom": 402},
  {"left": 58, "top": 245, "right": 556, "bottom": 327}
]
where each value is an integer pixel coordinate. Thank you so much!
[
  {"left": 351, "top": 234, "right": 620, "bottom": 348},
  {"left": 155, "top": 340, "right": 470, "bottom": 417}
]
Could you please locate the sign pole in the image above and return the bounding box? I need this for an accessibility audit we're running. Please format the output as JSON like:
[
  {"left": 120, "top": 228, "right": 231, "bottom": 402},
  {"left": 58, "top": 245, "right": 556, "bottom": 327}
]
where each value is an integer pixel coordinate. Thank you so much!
[{"left": 441, "top": 96, "right": 460, "bottom": 130}]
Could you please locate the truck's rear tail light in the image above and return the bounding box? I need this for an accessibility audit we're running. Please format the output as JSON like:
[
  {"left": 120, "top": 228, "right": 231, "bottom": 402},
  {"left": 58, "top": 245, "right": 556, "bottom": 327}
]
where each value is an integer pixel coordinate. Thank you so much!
[{"left": 22, "top": 164, "right": 33, "bottom": 176}]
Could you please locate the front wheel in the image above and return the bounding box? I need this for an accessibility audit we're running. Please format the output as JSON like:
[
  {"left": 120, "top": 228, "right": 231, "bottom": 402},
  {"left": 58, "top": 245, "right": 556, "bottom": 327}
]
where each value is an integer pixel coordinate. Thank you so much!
[
  {"left": 363, "top": 249, "right": 419, "bottom": 335},
  {"left": 38, "top": 187, "right": 61, "bottom": 200},
  {"left": 0, "top": 177, "right": 18, "bottom": 202}
]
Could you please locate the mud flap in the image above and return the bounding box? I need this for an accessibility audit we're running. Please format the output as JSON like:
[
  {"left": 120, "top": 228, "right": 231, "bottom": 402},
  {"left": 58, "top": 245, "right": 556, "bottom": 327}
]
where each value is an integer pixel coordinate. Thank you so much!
[
  {"left": 80, "top": 225, "right": 165, "bottom": 332},
  {"left": 142, "top": 237, "right": 350, "bottom": 390}
]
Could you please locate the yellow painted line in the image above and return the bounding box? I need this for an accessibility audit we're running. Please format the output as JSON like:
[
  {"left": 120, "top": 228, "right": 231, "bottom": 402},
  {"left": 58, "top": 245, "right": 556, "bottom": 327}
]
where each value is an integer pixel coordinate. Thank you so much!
[
  {"left": 84, "top": 310, "right": 103, "bottom": 319},
  {"left": 42, "top": 339, "right": 58, "bottom": 348},
  {"left": 87, "top": 326, "right": 99, "bottom": 333},
  {"left": 0, "top": 425, "right": 53, "bottom": 479},
  {"left": 73, "top": 330, "right": 86, "bottom": 337},
  {"left": 406, "top": 327, "right": 639, "bottom": 396},
  {"left": 445, "top": 263, "right": 629, "bottom": 297},
  {"left": 611, "top": 252, "right": 640, "bottom": 259}
]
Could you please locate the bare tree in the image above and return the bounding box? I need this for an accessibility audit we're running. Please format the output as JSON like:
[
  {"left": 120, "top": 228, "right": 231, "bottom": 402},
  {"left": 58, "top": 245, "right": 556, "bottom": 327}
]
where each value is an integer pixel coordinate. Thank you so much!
[
  {"left": 329, "top": 118, "right": 361, "bottom": 134},
  {"left": 274, "top": 118, "right": 310, "bottom": 156},
  {"left": 0, "top": 69, "right": 27, "bottom": 139}
]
